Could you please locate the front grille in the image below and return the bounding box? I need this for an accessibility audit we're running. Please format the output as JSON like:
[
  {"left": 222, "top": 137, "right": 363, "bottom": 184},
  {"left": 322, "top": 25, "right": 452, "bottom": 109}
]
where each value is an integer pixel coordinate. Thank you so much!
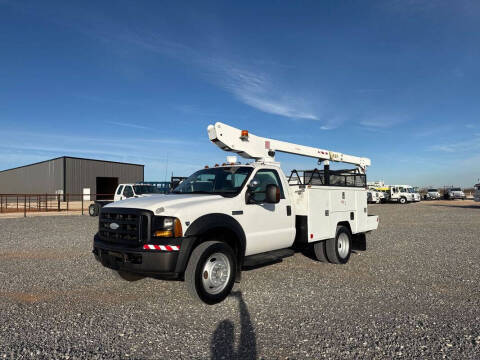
[{"left": 99, "top": 208, "right": 152, "bottom": 245}]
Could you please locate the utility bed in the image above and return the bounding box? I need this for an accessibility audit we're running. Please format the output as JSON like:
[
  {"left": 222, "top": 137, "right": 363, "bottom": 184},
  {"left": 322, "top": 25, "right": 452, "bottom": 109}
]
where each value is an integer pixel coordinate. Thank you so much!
[{"left": 289, "top": 169, "right": 379, "bottom": 242}]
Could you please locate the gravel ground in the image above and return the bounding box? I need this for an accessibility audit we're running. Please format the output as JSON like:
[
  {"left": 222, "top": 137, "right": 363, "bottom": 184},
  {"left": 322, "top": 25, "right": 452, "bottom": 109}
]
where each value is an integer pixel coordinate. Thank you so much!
[{"left": 0, "top": 201, "right": 479, "bottom": 359}]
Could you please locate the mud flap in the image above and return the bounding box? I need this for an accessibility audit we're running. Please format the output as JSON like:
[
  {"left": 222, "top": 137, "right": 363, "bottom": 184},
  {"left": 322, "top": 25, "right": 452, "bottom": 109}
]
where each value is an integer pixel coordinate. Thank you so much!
[{"left": 352, "top": 233, "right": 367, "bottom": 251}]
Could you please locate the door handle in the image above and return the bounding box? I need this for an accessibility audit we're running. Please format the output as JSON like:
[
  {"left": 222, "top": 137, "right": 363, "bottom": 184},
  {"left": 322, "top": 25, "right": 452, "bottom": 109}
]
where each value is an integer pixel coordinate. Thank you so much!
[{"left": 286, "top": 205, "right": 291, "bottom": 216}]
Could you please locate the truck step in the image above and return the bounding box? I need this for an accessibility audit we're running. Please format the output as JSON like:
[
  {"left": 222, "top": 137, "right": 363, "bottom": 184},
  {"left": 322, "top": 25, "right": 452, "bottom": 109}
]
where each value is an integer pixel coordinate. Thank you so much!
[{"left": 243, "top": 248, "right": 294, "bottom": 269}]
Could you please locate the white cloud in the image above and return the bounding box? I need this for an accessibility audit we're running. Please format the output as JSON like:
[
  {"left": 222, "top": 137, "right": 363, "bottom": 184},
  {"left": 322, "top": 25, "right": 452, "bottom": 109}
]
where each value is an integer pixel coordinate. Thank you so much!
[
  {"left": 360, "top": 115, "right": 407, "bottom": 129},
  {"left": 106, "top": 121, "right": 150, "bottom": 130},
  {"left": 427, "top": 135, "right": 480, "bottom": 153},
  {"left": 98, "top": 31, "right": 324, "bottom": 122}
]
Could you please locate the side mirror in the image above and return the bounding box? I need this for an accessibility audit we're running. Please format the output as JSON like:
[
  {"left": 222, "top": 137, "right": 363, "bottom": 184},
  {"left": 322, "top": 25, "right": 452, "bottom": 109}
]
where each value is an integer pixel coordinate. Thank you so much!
[
  {"left": 248, "top": 179, "right": 260, "bottom": 189},
  {"left": 265, "top": 184, "right": 280, "bottom": 204}
]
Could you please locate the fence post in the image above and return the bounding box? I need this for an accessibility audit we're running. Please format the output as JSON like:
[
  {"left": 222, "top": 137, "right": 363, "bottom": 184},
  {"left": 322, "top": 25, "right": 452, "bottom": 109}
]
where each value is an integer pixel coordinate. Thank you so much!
[
  {"left": 24, "top": 196, "right": 26, "bottom": 218},
  {"left": 81, "top": 194, "right": 84, "bottom": 215},
  {"left": 57, "top": 194, "right": 60, "bottom": 212},
  {"left": 45, "top": 193, "right": 48, "bottom": 212},
  {"left": 17, "top": 195, "right": 19, "bottom": 210},
  {"left": 67, "top": 194, "right": 69, "bottom": 212}
]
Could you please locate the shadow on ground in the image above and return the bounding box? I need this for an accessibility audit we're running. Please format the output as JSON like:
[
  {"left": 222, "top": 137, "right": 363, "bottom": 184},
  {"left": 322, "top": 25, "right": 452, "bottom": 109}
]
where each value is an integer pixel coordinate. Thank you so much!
[
  {"left": 430, "top": 204, "right": 480, "bottom": 209},
  {"left": 210, "top": 291, "right": 256, "bottom": 360}
]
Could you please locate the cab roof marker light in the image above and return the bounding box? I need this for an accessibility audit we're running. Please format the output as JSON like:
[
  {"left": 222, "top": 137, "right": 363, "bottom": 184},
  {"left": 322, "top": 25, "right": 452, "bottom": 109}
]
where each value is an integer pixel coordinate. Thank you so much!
[{"left": 240, "top": 130, "right": 249, "bottom": 140}]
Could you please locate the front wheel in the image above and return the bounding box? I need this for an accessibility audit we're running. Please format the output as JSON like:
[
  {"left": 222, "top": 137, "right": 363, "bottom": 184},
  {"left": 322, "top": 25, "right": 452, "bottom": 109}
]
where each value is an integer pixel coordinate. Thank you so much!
[
  {"left": 325, "top": 226, "right": 352, "bottom": 264},
  {"left": 185, "top": 241, "right": 236, "bottom": 305},
  {"left": 399, "top": 197, "right": 407, "bottom": 204},
  {"left": 88, "top": 204, "right": 99, "bottom": 216}
]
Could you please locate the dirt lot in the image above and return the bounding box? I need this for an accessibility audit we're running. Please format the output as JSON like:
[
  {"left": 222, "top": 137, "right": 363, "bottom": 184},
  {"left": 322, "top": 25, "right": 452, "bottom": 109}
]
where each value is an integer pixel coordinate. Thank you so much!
[{"left": 0, "top": 201, "right": 479, "bottom": 359}]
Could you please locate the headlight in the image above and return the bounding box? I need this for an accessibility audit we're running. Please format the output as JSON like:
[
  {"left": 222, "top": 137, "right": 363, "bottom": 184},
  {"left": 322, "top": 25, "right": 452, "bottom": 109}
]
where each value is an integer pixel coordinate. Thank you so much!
[{"left": 153, "top": 216, "right": 183, "bottom": 238}]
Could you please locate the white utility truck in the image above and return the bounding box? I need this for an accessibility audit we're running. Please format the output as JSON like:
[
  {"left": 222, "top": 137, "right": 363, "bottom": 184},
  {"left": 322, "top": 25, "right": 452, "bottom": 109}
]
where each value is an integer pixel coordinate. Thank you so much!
[
  {"left": 379, "top": 185, "right": 414, "bottom": 204},
  {"left": 425, "top": 188, "right": 441, "bottom": 200},
  {"left": 93, "top": 123, "right": 379, "bottom": 304},
  {"left": 402, "top": 185, "right": 421, "bottom": 202}
]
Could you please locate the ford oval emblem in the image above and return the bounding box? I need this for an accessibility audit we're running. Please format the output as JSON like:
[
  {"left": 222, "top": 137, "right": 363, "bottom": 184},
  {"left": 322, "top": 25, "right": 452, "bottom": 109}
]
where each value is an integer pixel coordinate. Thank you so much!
[{"left": 109, "top": 222, "right": 120, "bottom": 230}]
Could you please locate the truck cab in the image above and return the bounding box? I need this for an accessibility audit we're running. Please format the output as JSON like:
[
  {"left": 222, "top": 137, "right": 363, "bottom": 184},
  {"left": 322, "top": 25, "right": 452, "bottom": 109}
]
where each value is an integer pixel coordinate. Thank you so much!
[
  {"left": 403, "top": 185, "right": 421, "bottom": 202},
  {"left": 88, "top": 183, "right": 163, "bottom": 216},
  {"left": 385, "top": 185, "right": 414, "bottom": 204},
  {"left": 92, "top": 122, "right": 379, "bottom": 304},
  {"left": 426, "top": 188, "right": 441, "bottom": 200},
  {"left": 445, "top": 187, "right": 466, "bottom": 200},
  {"left": 113, "top": 183, "right": 162, "bottom": 202}
]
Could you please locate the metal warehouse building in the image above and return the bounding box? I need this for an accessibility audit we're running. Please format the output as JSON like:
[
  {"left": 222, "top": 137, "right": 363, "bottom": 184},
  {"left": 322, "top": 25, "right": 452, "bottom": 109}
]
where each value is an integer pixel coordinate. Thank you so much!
[{"left": 0, "top": 156, "right": 144, "bottom": 198}]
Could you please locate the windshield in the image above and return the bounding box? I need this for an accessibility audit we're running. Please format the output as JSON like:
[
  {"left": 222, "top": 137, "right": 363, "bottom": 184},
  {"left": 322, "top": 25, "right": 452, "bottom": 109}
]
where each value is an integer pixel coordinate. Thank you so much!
[
  {"left": 133, "top": 185, "right": 162, "bottom": 195},
  {"left": 173, "top": 166, "right": 253, "bottom": 196},
  {"left": 451, "top": 188, "right": 461, "bottom": 191},
  {"left": 428, "top": 189, "right": 438, "bottom": 192}
]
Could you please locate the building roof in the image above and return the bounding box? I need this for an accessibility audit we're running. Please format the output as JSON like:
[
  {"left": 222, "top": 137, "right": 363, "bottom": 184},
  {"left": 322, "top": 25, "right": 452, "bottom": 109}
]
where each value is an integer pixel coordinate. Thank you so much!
[{"left": 0, "top": 156, "right": 144, "bottom": 173}]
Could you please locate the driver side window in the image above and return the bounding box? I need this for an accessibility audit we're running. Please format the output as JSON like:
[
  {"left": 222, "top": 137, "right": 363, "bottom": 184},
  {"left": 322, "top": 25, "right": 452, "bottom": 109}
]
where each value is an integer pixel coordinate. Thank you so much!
[
  {"left": 250, "top": 169, "right": 284, "bottom": 202},
  {"left": 123, "top": 186, "right": 134, "bottom": 198}
]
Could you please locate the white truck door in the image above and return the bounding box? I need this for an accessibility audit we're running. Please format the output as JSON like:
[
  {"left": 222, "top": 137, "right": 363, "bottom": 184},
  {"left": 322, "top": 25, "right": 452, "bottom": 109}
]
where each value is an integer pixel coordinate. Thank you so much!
[
  {"left": 113, "top": 185, "right": 124, "bottom": 202},
  {"left": 241, "top": 169, "right": 295, "bottom": 255}
]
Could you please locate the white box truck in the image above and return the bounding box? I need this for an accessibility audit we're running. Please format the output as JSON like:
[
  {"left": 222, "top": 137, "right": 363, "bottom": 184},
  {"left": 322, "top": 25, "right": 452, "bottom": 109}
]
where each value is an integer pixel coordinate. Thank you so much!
[{"left": 93, "top": 123, "right": 379, "bottom": 304}]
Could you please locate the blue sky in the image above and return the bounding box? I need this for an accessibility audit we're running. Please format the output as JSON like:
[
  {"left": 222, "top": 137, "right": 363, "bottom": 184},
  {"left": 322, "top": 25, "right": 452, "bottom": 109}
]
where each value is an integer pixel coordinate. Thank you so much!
[{"left": 1, "top": 0, "right": 479, "bottom": 187}]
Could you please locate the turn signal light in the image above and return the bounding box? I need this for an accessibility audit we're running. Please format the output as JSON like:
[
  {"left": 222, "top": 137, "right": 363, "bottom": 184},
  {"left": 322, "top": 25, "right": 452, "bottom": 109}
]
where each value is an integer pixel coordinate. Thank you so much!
[
  {"left": 154, "top": 230, "right": 173, "bottom": 237},
  {"left": 174, "top": 218, "right": 183, "bottom": 237}
]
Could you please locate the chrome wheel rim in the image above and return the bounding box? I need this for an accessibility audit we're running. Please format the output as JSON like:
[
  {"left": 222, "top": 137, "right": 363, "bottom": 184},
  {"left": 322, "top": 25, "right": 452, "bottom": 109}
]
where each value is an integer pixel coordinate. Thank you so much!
[
  {"left": 337, "top": 233, "right": 350, "bottom": 259},
  {"left": 201, "top": 252, "right": 231, "bottom": 295}
]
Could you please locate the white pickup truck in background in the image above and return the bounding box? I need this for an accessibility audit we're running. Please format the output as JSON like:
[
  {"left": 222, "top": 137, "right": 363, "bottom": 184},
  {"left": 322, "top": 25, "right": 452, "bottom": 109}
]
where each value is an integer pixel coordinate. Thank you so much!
[
  {"left": 88, "top": 183, "right": 162, "bottom": 216},
  {"left": 92, "top": 123, "right": 379, "bottom": 304}
]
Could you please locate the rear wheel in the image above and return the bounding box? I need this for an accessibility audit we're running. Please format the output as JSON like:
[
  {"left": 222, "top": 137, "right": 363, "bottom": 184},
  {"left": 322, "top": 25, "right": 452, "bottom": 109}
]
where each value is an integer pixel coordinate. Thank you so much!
[
  {"left": 326, "top": 226, "right": 352, "bottom": 264},
  {"left": 313, "top": 241, "right": 328, "bottom": 262},
  {"left": 88, "top": 204, "right": 99, "bottom": 216},
  {"left": 185, "top": 241, "right": 236, "bottom": 305}
]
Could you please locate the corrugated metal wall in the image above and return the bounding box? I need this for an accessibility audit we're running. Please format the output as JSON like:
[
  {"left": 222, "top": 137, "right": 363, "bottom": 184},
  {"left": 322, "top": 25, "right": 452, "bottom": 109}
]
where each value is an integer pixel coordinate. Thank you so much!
[
  {"left": 65, "top": 157, "right": 144, "bottom": 195},
  {"left": 0, "top": 157, "right": 144, "bottom": 195},
  {"left": 0, "top": 158, "right": 64, "bottom": 194}
]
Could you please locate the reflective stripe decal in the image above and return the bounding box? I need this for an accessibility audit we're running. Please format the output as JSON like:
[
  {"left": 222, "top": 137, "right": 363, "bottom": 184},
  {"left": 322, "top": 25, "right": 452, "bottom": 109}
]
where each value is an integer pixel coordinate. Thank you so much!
[{"left": 143, "top": 244, "right": 180, "bottom": 251}]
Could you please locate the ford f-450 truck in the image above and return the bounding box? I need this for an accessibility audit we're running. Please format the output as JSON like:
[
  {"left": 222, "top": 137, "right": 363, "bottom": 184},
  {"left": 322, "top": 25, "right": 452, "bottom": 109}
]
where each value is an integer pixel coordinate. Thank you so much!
[{"left": 93, "top": 123, "right": 379, "bottom": 304}]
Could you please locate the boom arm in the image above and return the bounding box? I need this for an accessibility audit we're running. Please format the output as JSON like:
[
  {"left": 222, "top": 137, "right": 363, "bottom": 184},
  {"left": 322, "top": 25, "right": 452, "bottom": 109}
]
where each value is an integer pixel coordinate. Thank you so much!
[{"left": 207, "top": 122, "right": 371, "bottom": 173}]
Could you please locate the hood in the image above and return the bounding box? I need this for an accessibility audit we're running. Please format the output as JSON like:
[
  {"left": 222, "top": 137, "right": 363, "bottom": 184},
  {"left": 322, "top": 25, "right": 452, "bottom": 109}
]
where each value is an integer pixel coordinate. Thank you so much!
[{"left": 105, "top": 193, "right": 225, "bottom": 212}]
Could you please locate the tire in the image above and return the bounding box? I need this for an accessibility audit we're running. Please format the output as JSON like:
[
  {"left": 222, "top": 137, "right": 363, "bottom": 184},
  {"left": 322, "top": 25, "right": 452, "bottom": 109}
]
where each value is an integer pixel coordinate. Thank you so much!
[
  {"left": 114, "top": 270, "right": 144, "bottom": 281},
  {"left": 313, "top": 241, "right": 328, "bottom": 262},
  {"left": 185, "top": 241, "right": 236, "bottom": 305},
  {"left": 88, "top": 204, "right": 99, "bottom": 216},
  {"left": 325, "top": 226, "right": 352, "bottom": 264},
  {"left": 399, "top": 197, "right": 407, "bottom": 204}
]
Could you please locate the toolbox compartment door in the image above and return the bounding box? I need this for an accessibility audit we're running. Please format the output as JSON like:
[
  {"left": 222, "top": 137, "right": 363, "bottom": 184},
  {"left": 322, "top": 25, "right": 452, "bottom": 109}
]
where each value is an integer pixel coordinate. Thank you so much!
[{"left": 307, "top": 188, "right": 332, "bottom": 242}]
